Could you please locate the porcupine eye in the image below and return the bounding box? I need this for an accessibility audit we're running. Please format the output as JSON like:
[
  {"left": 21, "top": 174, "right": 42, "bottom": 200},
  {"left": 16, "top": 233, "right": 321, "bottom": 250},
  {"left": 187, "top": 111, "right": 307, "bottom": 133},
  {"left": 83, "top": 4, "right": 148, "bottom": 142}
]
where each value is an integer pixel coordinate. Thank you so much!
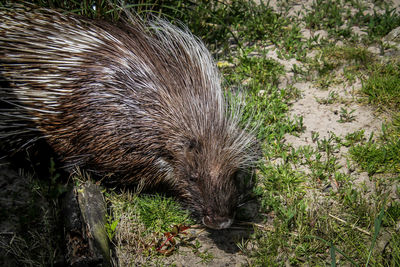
[
  {"left": 185, "top": 139, "right": 201, "bottom": 183},
  {"left": 188, "top": 174, "right": 197, "bottom": 182},
  {"left": 187, "top": 138, "right": 198, "bottom": 151},
  {"left": 235, "top": 171, "right": 256, "bottom": 208},
  {"left": 233, "top": 169, "right": 253, "bottom": 192}
]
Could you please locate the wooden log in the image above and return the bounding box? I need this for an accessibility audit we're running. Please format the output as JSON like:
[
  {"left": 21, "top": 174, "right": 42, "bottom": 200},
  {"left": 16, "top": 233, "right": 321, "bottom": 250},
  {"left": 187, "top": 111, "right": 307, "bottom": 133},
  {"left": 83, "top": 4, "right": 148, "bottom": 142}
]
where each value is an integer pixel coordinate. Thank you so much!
[{"left": 62, "top": 181, "right": 112, "bottom": 266}]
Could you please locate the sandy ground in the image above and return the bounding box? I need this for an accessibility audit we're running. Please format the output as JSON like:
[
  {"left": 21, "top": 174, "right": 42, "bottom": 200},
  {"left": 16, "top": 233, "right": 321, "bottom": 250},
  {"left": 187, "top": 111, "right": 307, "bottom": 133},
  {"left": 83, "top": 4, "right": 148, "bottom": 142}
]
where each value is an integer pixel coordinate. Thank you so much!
[{"left": 161, "top": 228, "right": 251, "bottom": 267}]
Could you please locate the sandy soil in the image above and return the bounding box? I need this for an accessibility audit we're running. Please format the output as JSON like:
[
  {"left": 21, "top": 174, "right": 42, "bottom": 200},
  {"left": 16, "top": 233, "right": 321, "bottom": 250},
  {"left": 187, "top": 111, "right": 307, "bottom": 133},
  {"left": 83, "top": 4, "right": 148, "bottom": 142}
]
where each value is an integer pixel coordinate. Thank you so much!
[{"left": 162, "top": 228, "right": 251, "bottom": 267}]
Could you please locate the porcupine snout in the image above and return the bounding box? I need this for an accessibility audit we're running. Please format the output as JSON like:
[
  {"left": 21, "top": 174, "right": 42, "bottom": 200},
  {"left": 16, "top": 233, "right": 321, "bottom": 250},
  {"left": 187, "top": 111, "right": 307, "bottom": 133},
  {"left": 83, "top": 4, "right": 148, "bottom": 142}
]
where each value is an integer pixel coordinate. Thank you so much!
[{"left": 202, "top": 214, "right": 233, "bottom": 230}]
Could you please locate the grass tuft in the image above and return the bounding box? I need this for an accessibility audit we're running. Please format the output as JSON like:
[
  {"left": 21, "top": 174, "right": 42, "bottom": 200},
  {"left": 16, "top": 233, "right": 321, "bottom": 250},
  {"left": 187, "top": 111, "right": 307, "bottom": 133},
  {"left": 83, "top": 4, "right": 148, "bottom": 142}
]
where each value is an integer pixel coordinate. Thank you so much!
[{"left": 362, "top": 62, "right": 400, "bottom": 111}]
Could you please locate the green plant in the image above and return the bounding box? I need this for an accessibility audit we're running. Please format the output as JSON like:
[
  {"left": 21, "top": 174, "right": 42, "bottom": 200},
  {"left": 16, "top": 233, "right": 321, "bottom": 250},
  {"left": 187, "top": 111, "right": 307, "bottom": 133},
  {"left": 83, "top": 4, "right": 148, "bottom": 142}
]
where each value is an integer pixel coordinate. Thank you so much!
[
  {"left": 105, "top": 215, "right": 120, "bottom": 240},
  {"left": 304, "top": 0, "right": 345, "bottom": 31},
  {"left": 362, "top": 62, "right": 400, "bottom": 111},
  {"left": 350, "top": 137, "right": 400, "bottom": 175},
  {"left": 342, "top": 130, "right": 366, "bottom": 147},
  {"left": 338, "top": 107, "right": 356, "bottom": 123},
  {"left": 350, "top": 113, "right": 400, "bottom": 175},
  {"left": 136, "top": 194, "right": 193, "bottom": 234},
  {"left": 353, "top": 4, "right": 400, "bottom": 39},
  {"left": 192, "top": 240, "right": 215, "bottom": 264},
  {"left": 315, "top": 90, "right": 338, "bottom": 104}
]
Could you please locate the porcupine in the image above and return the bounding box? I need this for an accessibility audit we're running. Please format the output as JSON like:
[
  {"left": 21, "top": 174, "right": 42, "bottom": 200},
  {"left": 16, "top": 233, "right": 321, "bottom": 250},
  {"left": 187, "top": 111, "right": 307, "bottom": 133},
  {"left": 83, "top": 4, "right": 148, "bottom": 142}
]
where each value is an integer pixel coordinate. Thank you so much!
[{"left": 0, "top": 4, "right": 258, "bottom": 229}]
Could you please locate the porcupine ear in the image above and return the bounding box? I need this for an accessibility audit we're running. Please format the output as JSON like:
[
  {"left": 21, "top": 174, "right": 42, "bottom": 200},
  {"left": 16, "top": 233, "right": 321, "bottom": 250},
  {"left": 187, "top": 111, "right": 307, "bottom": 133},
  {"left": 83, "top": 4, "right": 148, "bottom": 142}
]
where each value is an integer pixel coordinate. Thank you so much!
[
  {"left": 165, "top": 138, "right": 201, "bottom": 163},
  {"left": 185, "top": 138, "right": 202, "bottom": 151},
  {"left": 164, "top": 138, "right": 187, "bottom": 156}
]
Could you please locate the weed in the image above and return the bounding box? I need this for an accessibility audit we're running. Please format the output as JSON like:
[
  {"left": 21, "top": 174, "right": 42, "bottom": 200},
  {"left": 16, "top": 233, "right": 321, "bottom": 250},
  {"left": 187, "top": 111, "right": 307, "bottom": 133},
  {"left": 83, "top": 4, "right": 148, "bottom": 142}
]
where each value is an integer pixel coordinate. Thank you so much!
[
  {"left": 315, "top": 90, "right": 339, "bottom": 104},
  {"left": 311, "top": 45, "right": 373, "bottom": 74},
  {"left": 276, "top": 24, "right": 308, "bottom": 60},
  {"left": 136, "top": 194, "right": 193, "bottom": 234},
  {"left": 223, "top": 51, "right": 285, "bottom": 87},
  {"left": 353, "top": 4, "right": 400, "bottom": 39},
  {"left": 338, "top": 107, "right": 356, "bottom": 123},
  {"left": 192, "top": 240, "right": 215, "bottom": 264},
  {"left": 342, "top": 130, "right": 366, "bottom": 147},
  {"left": 105, "top": 214, "right": 120, "bottom": 241},
  {"left": 366, "top": 203, "right": 386, "bottom": 266},
  {"left": 106, "top": 191, "right": 193, "bottom": 265},
  {"left": 349, "top": 113, "right": 400, "bottom": 175},
  {"left": 304, "top": 0, "right": 345, "bottom": 31},
  {"left": 362, "top": 61, "right": 400, "bottom": 111},
  {"left": 350, "top": 137, "right": 400, "bottom": 175}
]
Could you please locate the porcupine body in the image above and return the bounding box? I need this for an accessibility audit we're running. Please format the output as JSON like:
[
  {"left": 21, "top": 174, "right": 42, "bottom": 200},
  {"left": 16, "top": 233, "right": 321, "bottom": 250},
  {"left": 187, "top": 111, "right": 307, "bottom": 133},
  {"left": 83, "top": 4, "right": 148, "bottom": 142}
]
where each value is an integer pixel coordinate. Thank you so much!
[{"left": 0, "top": 4, "right": 257, "bottom": 229}]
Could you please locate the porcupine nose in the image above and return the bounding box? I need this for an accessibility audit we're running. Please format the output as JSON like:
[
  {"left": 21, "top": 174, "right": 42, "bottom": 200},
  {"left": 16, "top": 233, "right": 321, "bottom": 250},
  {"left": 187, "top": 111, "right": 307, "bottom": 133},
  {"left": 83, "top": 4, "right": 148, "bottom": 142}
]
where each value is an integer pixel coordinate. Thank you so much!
[{"left": 202, "top": 215, "right": 233, "bottom": 230}]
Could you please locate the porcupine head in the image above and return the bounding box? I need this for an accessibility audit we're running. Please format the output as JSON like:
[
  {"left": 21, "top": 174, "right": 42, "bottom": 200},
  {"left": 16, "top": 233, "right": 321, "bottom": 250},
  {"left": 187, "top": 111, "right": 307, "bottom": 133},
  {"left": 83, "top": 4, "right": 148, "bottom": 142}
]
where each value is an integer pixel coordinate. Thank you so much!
[{"left": 146, "top": 22, "right": 257, "bottom": 229}]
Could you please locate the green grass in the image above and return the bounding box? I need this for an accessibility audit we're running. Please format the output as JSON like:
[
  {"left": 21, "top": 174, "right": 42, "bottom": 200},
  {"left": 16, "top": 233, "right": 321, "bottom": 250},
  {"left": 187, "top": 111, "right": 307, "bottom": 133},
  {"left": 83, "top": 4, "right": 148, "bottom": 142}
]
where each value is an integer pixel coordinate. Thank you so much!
[
  {"left": 362, "top": 61, "right": 400, "bottom": 110},
  {"left": 107, "top": 191, "right": 193, "bottom": 235},
  {"left": 223, "top": 2, "right": 399, "bottom": 265},
  {"left": 136, "top": 194, "right": 193, "bottom": 234},
  {"left": 350, "top": 114, "right": 400, "bottom": 175},
  {"left": 352, "top": 4, "right": 400, "bottom": 39},
  {"left": 106, "top": 191, "right": 194, "bottom": 265},
  {"left": 351, "top": 62, "right": 400, "bottom": 176},
  {"left": 308, "top": 45, "right": 374, "bottom": 88},
  {"left": 304, "top": 0, "right": 400, "bottom": 41},
  {"left": 304, "top": 0, "right": 346, "bottom": 31}
]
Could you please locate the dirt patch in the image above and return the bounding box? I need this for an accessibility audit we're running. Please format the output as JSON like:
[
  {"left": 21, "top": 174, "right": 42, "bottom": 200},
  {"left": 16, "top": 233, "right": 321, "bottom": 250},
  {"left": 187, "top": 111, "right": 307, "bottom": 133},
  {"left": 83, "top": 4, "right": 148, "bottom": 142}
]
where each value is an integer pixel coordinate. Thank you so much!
[
  {"left": 0, "top": 161, "right": 63, "bottom": 266},
  {"left": 0, "top": 163, "right": 28, "bottom": 266},
  {"left": 284, "top": 80, "right": 381, "bottom": 147},
  {"left": 162, "top": 228, "right": 251, "bottom": 267}
]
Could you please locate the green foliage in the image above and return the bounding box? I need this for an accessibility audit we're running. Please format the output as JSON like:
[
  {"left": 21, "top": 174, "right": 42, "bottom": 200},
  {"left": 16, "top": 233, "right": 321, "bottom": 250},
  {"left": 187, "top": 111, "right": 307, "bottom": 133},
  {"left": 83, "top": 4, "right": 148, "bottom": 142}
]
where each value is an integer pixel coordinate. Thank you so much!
[
  {"left": 352, "top": 4, "right": 400, "bottom": 38},
  {"left": 304, "top": 0, "right": 345, "bottom": 31},
  {"left": 192, "top": 240, "right": 215, "bottom": 264},
  {"left": 385, "top": 201, "right": 400, "bottom": 225},
  {"left": 342, "top": 130, "right": 366, "bottom": 147},
  {"left": 350, "top": 138, "right": 400, "bottom": 175},
  {"left": 136, "top": 194, "right": 193, "bottom": 234},
  {"left": 338, "top": 107, "right": 356, "bottom": 123},
  {"left": 391, "top": 232, "right": 400, "bottom": 266},
  {"left": 106, "top": 191, "right": 194, "bottom": 264},
  {"left": 220, "top": 49, "right": 302, "bottom": 141},
  {"left": 362, "top": 62, "right": 400, "bottom": 110},
  {"left": 223, "top": 52, "right": 285, "bottom": 87},
  {"left": 366, "top": 203, "right": 385, "bottom": 266},
  {"left": 312, "top": 45, "right": 373, "bottom": 75},
  {"left": 105, "top": 215, "right": 120, "bottom": 240},
  {"left": 350, "top": 114, "right": 400, "bottom": 175},
  {"left": 304, "top": 0, "right": 400, "bottom": 40},
  {"left": 307, "top": 45, "right": 374, "bottom": 89}
]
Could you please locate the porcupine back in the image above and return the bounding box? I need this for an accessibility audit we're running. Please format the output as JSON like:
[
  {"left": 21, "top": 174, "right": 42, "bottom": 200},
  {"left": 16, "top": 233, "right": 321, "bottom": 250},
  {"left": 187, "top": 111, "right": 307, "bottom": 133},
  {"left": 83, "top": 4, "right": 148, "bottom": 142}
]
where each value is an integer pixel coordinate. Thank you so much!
[{"left": 0, "top": 4, "right": 257, "bottom": 229}]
